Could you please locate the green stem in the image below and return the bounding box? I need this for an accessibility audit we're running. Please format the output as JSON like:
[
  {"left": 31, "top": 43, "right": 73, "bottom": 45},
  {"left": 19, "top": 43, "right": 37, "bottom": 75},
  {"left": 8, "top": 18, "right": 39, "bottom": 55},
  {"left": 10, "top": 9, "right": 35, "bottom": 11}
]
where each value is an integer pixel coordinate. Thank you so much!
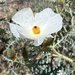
[{"left": 51, "top": 46, "right": 74, "bottom": 63}]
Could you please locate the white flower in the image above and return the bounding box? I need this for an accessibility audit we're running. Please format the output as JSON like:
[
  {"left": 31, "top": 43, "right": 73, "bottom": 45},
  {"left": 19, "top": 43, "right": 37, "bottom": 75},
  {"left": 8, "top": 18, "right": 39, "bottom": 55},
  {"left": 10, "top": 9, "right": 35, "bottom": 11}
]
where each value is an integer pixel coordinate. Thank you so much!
[{"left": 9, "top": 8, "right": 62, "bottom": 46}]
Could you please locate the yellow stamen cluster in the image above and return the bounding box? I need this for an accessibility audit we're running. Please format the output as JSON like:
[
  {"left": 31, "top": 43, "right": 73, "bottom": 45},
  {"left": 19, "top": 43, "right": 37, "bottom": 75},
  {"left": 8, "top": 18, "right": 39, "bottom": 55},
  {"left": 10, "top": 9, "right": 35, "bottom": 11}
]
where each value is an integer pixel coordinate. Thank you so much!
[{"left": 32, "top": 26, "right": 40, "bottom": 34}]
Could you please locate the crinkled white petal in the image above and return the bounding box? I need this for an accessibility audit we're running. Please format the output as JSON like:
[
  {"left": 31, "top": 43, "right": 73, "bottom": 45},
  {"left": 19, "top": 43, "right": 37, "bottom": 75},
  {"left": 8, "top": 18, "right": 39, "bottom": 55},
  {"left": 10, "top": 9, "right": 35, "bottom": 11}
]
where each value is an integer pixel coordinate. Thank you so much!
[
  {"left": 9, "top": 23, "right": 20, "bottom": 38},
  {"left": 35, "top": 8, "right": 56, "bottom": 26},
  {"left": 9, "top": 23, "right": 36, "bottom": 39},
  {"left": 33, "top": 38, "right": 44, "bottom": 46},
  {"left": 42, "top": 14, "right": 62, "bottom": 35},
  {"left": 12, "top": 8, "right": 34, "bottom": 26},
  {"left": 16, "top": 25, "right": 35, "bottom": 39}
]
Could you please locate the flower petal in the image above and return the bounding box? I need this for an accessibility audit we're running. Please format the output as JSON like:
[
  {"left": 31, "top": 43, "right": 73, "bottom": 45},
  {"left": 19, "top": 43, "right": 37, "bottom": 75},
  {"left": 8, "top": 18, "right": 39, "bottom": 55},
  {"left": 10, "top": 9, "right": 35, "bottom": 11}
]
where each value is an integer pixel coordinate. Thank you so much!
[
  {"left": 46, "top": 35, "right": 53, "bottom": 38},
  {"left": 9, "top": 23, "right": 20, "bottom": 38},
  {"left": 33, "top": 38, "right": 44, "bottom": 46},
  {"left": 16, "top": 25, "right": 35, "bottom": 39},
  {"left": 12, "top": 8, "right": 34, "bottom": 26},
  {"left": 42, "top": 14, "right": 62, "bottom": 35},
  {"left": 35, "top": 8, "right": 56, "bottom": 26}
]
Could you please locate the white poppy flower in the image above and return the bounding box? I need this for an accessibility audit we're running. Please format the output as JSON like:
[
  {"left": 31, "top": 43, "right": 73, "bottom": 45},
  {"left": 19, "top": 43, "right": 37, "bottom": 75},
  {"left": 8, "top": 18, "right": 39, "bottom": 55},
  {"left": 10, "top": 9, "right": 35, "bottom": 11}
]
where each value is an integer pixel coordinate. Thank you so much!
[{"left": 9, "top": 8, "right": 62, "bottom": 46}]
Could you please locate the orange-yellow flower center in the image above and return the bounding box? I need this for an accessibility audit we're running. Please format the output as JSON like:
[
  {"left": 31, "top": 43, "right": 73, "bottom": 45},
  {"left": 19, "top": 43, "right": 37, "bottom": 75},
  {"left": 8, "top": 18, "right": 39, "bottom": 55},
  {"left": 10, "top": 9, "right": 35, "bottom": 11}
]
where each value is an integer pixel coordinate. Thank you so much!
[{"left": 32, "top": 26, "right": 40, "bottom": 34}]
